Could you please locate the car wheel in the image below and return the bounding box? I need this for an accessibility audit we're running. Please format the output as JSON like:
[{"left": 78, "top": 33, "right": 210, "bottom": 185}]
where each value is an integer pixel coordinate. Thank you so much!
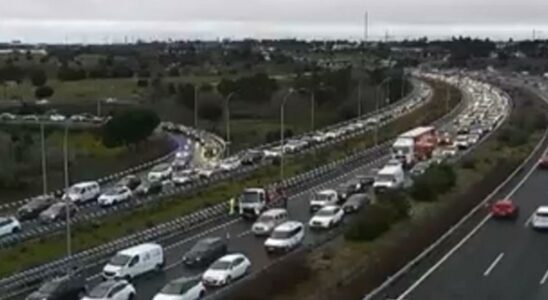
[
  {"left": 155, "top": 262, "right": 164, "bottom": 272},
  {"left": 225, "top": 276, "right": 232, "bottom": 285},
  {"left": 11, "top": 227, "right": 20, "bottom": 234},
  {"left": 124, "top": 275, "right": 132, "bottom": 282},
  {"left": 199, "top": 290, "right": 206, "bottom": 298},
  {"left": 127, "top": 293, "right": 135, "bottom": 300}
]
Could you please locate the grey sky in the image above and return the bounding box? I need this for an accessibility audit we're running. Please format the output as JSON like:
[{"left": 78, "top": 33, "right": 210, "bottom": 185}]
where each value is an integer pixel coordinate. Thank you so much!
[{"left": 1, "top": 0, "right": 548, "bottom": 43}]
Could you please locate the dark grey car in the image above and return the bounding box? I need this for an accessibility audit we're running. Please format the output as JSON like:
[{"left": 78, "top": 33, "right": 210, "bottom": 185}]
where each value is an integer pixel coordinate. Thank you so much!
[
  {"left": 17, "top": 195, "right": 56, "bottom": 221},
  {"left": 342, "top": 193, "right": 370, "bottom": 213},
  {"left": 182, "top": 237, "right": 227, "bottom": 267},
  {"left": 26, "top": 274, "right": 87, "bottom": 300},
  {"left": 39, "top": 202, "right": 78, "bottom": 223}
]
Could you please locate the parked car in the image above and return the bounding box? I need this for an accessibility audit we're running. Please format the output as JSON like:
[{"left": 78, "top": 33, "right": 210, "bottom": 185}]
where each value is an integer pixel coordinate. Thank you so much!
[
  {"left": 102, "top": 243, "right": 164, "bottom": 280},
  {"left": 17, "top": 195, "right": 56, "bottom": 221},
  {"left": 0, "top": 216, "right": 21, "bottom": 238},
  {"left": 264, "top": 221, "right": 305, "bottom": 253},
  {"left": 116, "top": 175, "right": 141, "bottom": 190},
  {"left": 39, "top": 202, "right": 78, "bottom": 223},
  {"left": 308, "top": 205, "right": 344, "bottom": 229},
  {"left": 202, "top": 254, "right": 251, "bottom": 287},
  {"left": 82, "top": 280, "right": 135, "bottom": 300},
  {"left": 25, "top": 274, "right": 87, "bottom": 300},
  {"left": 98, "top": 186, "right": 132, "bottom": 207},
  {"left": 491, "top": 199, "right": 519, "bottom": 219},
  {"left": 342, "top": 194, "right": 370, "bottom": 213},
  {"left": 251, "top": 208, "right": 288, "bottom": 236},
  {"left": 182, "top": 237, "right": 227, "bottom": 267},
  {"left": 134, "top": 180, "right": 162, "bottom": 196},
  {"left": 153, "top": 277, "right": 205, "bottom": 300}
]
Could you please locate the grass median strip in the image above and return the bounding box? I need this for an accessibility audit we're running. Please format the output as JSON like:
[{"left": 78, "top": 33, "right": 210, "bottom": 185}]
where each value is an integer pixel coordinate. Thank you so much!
[{"left": 0, "top": 80, "right": 459, "bottom": 278}]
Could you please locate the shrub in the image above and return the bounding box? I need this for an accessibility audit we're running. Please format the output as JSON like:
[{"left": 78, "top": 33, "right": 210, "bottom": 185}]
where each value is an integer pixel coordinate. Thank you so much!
[
  {"left": 461, "top": 157, "right": 476, "bottom": 169},
  {"left": 377, "top": 190, "right": 410, "bottom": 221},
  {"left": 344, "top": 203, "right": 394, "bottom": 241},
  {"left": 410, "top": 164, "right": 456, "bottom": 202}
]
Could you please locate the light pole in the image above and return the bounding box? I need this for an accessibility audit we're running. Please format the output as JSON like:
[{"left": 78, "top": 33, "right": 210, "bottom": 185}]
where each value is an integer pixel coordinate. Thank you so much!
[
  {"left": 375, "top": 77, "right": 392, "bottom": 146},
  {"left": 63, "top": 124, "right": 72, "bottom": 260},
  {"left": 357, "top": 79, "right": 362, "bottom": 117},
  {"left": 297, "top": 88, "right": 317, "bottom": 131},
  {"left": 224, "top": 92, "right": 237, "bottom": 156},
  {"left": 280, "top": 88, "right": 295, "bottom": 182},
  {"left": 40, "top": 123, "right": 47, "bottom": 195},
  {"left": 194, "top": 85, "right": 199, "bottom": 128}
]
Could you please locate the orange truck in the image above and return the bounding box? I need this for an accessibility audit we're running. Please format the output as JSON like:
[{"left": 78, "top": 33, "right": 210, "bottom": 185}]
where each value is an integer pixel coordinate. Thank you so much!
[{"left": 391, "top": 126, "right": 438, "bottom": 167}]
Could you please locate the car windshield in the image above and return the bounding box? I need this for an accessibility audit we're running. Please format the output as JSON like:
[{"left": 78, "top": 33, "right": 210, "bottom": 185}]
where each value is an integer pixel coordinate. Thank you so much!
[
  {"left": 257, "top": 215, "right": 274, "bottom": 223},
  {"left": 191, "top": 240, "right": 214, "bottom": 253},
  {"left": 314, "top": 193, "right": 331, "bottom": 201},
  {"left": 152, "top": 164, "right": 168, "bottom": 172},
  {"left": 240, "top": 192, "right": 260, "bottom": 203},
  {"left": 105, "top": 188, "right": 124, "bottom": 196},
  {"left": 49, "top": 203, "right": 65, "bottom": 213},
  {"left": 87, "top": 283, "right": 112, "bottom": 298},
  {"left": 393, "top": 146, "right": 410, "bottom": 154},
  {"left": 68, "top": 186, "right": 83, "bottom": 194},
  {"left": 316, "top": 209, "right": 336, "bottom": 217},
  {"left": 271, "top": 230, "right": 293, "bottom": 239},
  {"left": 160, "top": 281, "right": 192, "bottom": 295},
  {"left": 109, "top": 254, "right": 131, "bottom": 266},
  {"left": 209, "top": 260, "right": 231, "bottom": 270},
  {"left": 537, "top": 212, "right": 548, "bottom": 218},
  {"left": 38, "top": 280, "right": 61, "bottom": 293},
  {"left": 377, "top": 174, "right": 395, "bottom": 182}
]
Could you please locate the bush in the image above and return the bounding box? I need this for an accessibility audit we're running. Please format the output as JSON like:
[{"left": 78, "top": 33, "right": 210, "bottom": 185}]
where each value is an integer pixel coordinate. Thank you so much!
[
  {"left": 498, "top": 127, "right": 528, "bottom": 147},
  {"left": 377, "top": 190, "right": 410, "bottom": 221},
  {"left": 34, "top": 85, "right": 54, "bottom": 99},
  {"left": 461, "top": 157, "right": 476, "bottom": 169},
  {"left": 410, "top": 164, "right": 456, "bottom": 202},
  {"left": 344, "top": 203, "right": 394, "bottom": 241}
]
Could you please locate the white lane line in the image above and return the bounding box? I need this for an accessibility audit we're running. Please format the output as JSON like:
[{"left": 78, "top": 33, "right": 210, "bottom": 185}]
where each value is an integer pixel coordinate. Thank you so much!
[
  {"left": 524, "top": 212, "right": 536, "bottom": 227},
  {"left": 483, "top": 253, "right": 504, "bottom": 276},
  {"left": 397, "top": 153, "right": 542, "bottom": 300},
  {"left": 539, "top": 268, "right": 548, "bottom": 285}
]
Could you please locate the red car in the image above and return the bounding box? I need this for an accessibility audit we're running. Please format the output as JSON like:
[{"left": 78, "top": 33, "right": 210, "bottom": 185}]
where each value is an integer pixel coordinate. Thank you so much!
[
  {"left": 539, "top": 156, "right": 548, "bottom": 169},
  {"left": 491, "top": 199, "right": 519, "bottom": 219}
]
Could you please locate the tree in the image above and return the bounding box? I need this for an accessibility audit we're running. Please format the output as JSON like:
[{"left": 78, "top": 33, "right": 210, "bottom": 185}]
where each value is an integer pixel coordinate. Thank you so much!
[
  {"left": 102, "top": 109, "right": 160, "bottom": 148},
  {"left": 30, "top": 69, "right": 47, "bottom": 87},
  {"left": 199, "top": 99, "right": 223, "bottom": 122},
  {"left": 176, "top": 83, "right": 196, "bottom": 109},
  {"left": 34, "top": 85, "right": 54, "bottom": 99}
]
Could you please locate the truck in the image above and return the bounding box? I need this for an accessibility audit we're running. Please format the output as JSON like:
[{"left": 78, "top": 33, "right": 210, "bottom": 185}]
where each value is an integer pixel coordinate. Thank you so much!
[
  {"left": 238, "top": 187, "right": 285, "bottom": 219},
  {"left": 373, "top": 164, "right": 405, "bottom": 193},
  {"left": 391, "top": 126, "right": 437, "bottom": 167}
]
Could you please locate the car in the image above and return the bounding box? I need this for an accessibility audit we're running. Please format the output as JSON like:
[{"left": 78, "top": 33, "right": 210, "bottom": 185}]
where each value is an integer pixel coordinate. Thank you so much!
[
  {"left": 467, "top": 133, "right": 481, "bottom": 145},
  {"left": 82, "top": 280, "right": 135, "bottom": 300},
  {"left": 441, "top": 145, "right": 458, "bottom": 157},
  {"left": 252, "top": 208, "right": 289, "bottom": 236},
  {"left": 103, "top": 243, "right": 164, "bottom": 280},
  {"left": 182, "top": 237, "right": 228, "bottom": 267},
  {"left": 153, "top": 277, "right": 205, "bottom": 300},
  {"left": 202, "top": 253, "right": 251, "bottom": 287},
  {"left": 148, "top": 163, "right": 173, "bottom": 182},
  {"left": 196, "top": 167, "right": 216, "bottom": 179},
  {"left": 355, "top": 174, "right": 376, "bottom": 187},
  {"left": 116, "top": 175, "right": 141, "bottom": 190},
  {"left": 218, "top": 157, "right": 241, "bottom": 172},
  {"left": 63, "top": 181, "right": 101, "bottom": 204},
  {"left": 70, "top": 114, "right": 88, "bottom": 122},
  {"left": 49, "top": 114, "right": 66, "bottom": 122},
  {"left": 263, "top": 148, "right": 282, "bottom": 159},
  {"left": 532, "top": 206, "right": 548, "bottom": 230},
  {"left": 175, "top": 150, "right": 190, "bottom": 161},
  {"left": 0, "top": 112, "right": 16, "bottom": 121},
  {"left": 39, "top": 202, "right": 78, "bottom": 223},
  {"left": 538, "top": 156, "right": 548, "bottom": 169},
  {"left": 241, "top": 150, "right": 263, "bottom": 165},
  {"left": 309, "top": 189, "right": 339, "bottom": 212},
  {"left": 0, "top": 216, "right": 21, "bottom": 238},
  {"left": 25, "top": 274, "right": 87, "bottom": 300},
  {"left": 134, "top": 180, "right": 163, "bottom": 196},
  {"left": 17, "top": 195, "right": 56, "bottom": 221},
  {"left": 342, "top": 193, "right": 370, "bottom": 213},
  {"left": 437, "top": 132, "right": 452, "bottom": 145},
  {"left": 308, "top": 205, "right": 344, "bottom": 229},
  {"left": 21, "top": 114, "right": 39, "bottom": 122},
  {"left": 264, "top": 221, "right": 305, "bottom": 253},
  {"left": 98, "top": 186, "right": 132, "bottom": 207},
  {"left": 335, "top": 181, "right": 361, "bottom": 201},
  {"left": 35, "top": 99, "right": 50, "bottom": 106},
  {"left": 491, "top": 199, "right": 519, "bottom": 219},
  {"left": 454, "top": 135, "right": 470, "bottom": 150}
]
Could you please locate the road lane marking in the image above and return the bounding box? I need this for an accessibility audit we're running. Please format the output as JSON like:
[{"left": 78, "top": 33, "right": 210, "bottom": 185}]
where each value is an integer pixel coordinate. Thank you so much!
[
  {"left": 524, "top": 212, "right": 535, "bottom": 227},
  {"left": 483, "top": 253, "right": 504, "bottom": 276},
  {"left": 397, "top": 149, "right": 543, "bottom": 300},
  {"left": 540, "top": 268, "right": 548, "bottom": 285}
]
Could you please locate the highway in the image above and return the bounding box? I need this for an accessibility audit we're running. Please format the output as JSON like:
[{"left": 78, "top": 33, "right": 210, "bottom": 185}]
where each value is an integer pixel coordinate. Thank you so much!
[{"left": 6, "top": 73, "right": 492, "bottom": 300}]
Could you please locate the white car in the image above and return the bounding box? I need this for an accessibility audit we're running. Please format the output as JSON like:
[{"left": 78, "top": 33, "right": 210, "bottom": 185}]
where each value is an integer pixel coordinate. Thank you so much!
[
  {"left": 219, "top": 158, "right": 241, "bottom": 172},
  {"left": 454, "top": 135, "right": 470, "bottom": 149},
  {"left": 202, "top": 253, "right": 251, "bottom": 287},
  {"left": 148, "top": 163, "right": 173, "bottom": 182},
  {"left": 172, "top": 171, "right": 193, "bottom": 185},
  {"left": 196, "top": 167, "right": 215, "bottom": 178},
  {"left": 49, "top": 114, "right": 66, "bottom": 122},
  {"left": 441, "top": 145, "right": 459, "bottom": 157},
  {"left": 0, "top": 216, "right": 21, "bottom": 238},
  {"left": 310, "top": 189, "right": 339, "bottom": 212},
  {"left": 153, "top": 277, "right": 205, "bottom": 300},
  {"left": 35, "top": 99, "right": 50, "bottom": 105},
  {"left": 532, "top": 206, "right": 548, "bottom": 229},
  {"left": 70, "top": 114, "right": 87, "bottom": 122},
  {"left": 467, "top": 134, "right": 481, "bottom": 145},
  {"left": 175, "top": 151, "right": 190, "bottom": 160},
  {"left": 98, "top": 186, "right": 132, "bottom": 207},
  {"left": 264, "top": 221, "right": 305, "bottom": 253},
  {"left": 308, "top": 205, "right": 344, "bottom": 229},
  {"left": 263, "top": 148, "right": 282, "bottom": 159},
  {"left": 0, "top": 112, "right": 16, "bottom": 121},
  {"left": 252, "top": 208, "right": 288, "bottom": 236},
  {"left": 83, "top": 280, "right": 135, "bottom": 300},
  {"left": 21, "top": 115, "right": 39, "bottom": 122}
]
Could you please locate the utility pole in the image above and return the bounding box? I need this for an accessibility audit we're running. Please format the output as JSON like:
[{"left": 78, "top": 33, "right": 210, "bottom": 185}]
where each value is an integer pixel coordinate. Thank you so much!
[
  {"left": 63, "top": 125, "right": 72, "bottom": 260},
  {"left": 40, "top": 123, "right": 47, "bottom": 195}
]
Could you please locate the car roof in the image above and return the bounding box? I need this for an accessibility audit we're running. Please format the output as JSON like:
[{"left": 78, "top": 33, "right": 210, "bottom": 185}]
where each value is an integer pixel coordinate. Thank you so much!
[
  {"left": 319, "top": 205, "right": 340, "bottom": 212},
  {"left": 170, "top": 276, "right": 201, "bottom": 284},
  {"left": 317, "top": 189, "right": 336, "bottom": 195},
  {"left": 72, "top": 181, "right": 98, "bottom": 188},
  {"left": 262, "top": 208, "right": 288, "bottom": 216},
  {"left": 218, "top": 253, "right": 245, "bottom": 262},
  {"left": 118, "top": 243, "right": 162, "bottom": 256},
  {"left": 197, "top": 237, "right": 222, "bottom": 245},
  {"left": 536, "top": 206, "right": 548, "bottom": 214},
  {"left": 347, "top": 193, "right": 368, "bottom": 201},
  {"left": 274, "top": 221, "right": 302, "bottom": 232},
  {"left": 93, "top": 280, "right": 123, "bottom": 290}
]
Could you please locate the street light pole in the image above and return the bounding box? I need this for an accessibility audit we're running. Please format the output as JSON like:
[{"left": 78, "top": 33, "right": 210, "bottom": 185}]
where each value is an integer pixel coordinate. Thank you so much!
[
  {"left": 375, "top": 77, "right": 392, "bottom": 146},
  {"left": 225, "top": 92, "right": 236, "bottom": 156},
  {"left": 40, "top": 123, "right": 47, "bottom": 195},
  {"left": 63, "top": 124, "right": 72, "bottom": 259},
  {"left": 280, "top": 89, "right": 295, "bottom": 182},
  {"left": 357, "top": 79, "right": 362, "bottom": 117}
]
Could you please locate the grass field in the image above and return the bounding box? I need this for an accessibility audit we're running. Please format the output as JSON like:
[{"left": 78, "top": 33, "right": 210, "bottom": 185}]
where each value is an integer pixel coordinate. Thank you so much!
[{"left": 0, "top": 80, "right": 446, "bottom": 277}]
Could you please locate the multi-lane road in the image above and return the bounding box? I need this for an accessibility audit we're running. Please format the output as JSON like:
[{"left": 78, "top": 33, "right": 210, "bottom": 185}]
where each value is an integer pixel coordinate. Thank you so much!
[{"left": 365, "top": 74, "right": 548, "bottom": 300}]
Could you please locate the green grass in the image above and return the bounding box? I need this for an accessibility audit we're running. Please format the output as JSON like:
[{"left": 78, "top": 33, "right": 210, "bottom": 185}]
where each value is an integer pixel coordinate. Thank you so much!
[{"left": 0, "top": 80, "right": 459, "bottom": 277}]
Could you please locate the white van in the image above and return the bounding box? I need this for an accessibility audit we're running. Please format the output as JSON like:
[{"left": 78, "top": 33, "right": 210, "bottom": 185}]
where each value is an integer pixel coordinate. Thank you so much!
[
  {"left": 102, "top": 243, "right": 164, "bottom": 280},
  {"left": 63, "top": 181, "right": 101, "bottom": 204},
  {"left": 373, "top": 165, "right": 405, "bottom": 193},
  {"left": 252, "top": 209, "right": 289, "bottom": 236}
]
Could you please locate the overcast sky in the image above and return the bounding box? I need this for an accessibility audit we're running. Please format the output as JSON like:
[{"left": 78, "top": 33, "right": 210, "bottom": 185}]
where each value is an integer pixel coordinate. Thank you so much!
[{"left": 1, "top": 0, "right": 548, "bottom": 43}]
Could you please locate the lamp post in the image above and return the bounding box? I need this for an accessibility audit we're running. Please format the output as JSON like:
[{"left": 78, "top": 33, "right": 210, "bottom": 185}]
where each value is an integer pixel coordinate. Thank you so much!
[
  {"left": 375, "top": 77, "right": 392, "bottom": 146},
  {"left": 63, "top": 124, "right": 72, "bottom": 260},
  {"left": 40, "top": 123, "right": 47, "bottom": 195},
  {"left": 297, "top": 88, "right": 317, "bottom": 131},
  {"left": 280, "top": 88, "right": 295, "bottom": 182},
  {"left": 224, "top": 92, "right": 237, "bottom": 156}
]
